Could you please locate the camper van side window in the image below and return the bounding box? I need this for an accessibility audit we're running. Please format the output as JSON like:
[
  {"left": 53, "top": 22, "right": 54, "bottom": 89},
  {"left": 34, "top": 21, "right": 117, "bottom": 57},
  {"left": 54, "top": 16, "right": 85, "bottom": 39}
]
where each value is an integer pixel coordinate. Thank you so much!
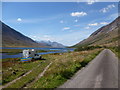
[{"left": 35, "top": 54, "right": 38, "bottom": 56}]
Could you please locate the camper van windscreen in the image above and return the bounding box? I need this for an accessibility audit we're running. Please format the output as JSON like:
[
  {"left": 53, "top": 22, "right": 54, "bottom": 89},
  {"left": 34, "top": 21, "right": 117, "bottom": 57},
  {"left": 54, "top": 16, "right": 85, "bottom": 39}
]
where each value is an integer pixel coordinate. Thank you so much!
[{"left": 23, "top": 50, "right": 29, "bottom": 58}]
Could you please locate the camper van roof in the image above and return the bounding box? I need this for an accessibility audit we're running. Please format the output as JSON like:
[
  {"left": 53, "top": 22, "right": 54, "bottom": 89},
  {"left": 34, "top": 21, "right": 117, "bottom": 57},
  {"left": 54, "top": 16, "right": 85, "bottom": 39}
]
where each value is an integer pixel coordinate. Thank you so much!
[{"left": 32, "top": 49, "right": 34, "bottom": 51}]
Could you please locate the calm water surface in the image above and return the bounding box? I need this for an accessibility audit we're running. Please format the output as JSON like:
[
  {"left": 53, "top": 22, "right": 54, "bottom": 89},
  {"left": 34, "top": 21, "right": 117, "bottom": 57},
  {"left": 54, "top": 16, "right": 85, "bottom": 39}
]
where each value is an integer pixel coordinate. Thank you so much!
[{"left": 1, "top": 47, "right": 75, "bottom": 59}]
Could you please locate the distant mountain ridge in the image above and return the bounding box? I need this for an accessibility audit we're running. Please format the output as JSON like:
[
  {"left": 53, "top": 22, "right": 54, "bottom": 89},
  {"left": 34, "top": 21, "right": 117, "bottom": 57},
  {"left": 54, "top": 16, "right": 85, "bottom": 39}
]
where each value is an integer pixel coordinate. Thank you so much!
[
  {"left": 37, "top": 40, "right": 65, "bottom": 48},
  {"left": 74, "top": 16, "right": 120, "bottom": 47}
]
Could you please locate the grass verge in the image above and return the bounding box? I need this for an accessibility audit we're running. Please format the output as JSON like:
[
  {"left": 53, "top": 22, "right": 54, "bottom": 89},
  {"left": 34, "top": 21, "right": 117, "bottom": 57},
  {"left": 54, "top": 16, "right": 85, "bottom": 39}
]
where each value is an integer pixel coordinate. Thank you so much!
[
  {"left": 29, "top": 49, "right": 102, "bottom": 88},
  {"left": 108, "top": 47, "right": 119, "bottom": 58},
  {"left": 5, "top": 60, "right": 50, "bottom": 88},
  {"left": 2, "top": 58, "right": 44, "bottom": 85}
]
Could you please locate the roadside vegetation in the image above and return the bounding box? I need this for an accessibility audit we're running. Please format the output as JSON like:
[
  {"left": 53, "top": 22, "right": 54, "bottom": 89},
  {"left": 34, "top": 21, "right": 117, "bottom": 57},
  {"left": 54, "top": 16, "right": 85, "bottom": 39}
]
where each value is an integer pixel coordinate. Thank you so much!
[
  {"left": 2, "top": 58, "right": 47, "bottom": 85},
  {"left": 1, "top": 49, "right": 22, "bottom": 55},
  {"left": 75, "top": 45, "right": 119, "bottom": 58},
  {"left": 29, "top": 48, "right": 103, "bottom": 88},
  {"left": 2, "top": 47, "right": 103, "bottom": 88},
  {"left": 74, "top": 45, "right": 102, "bottom": 51},
  {"left": 6, "top": 60, "right": 50, "bottom": 88},
  {"left": 108, "top": 46, "right": 119, "bottom": 58}
]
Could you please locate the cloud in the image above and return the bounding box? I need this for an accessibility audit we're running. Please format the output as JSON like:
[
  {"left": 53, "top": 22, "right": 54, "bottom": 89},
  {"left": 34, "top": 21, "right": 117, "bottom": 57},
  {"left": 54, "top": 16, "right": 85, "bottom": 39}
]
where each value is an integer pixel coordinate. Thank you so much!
[
  {"left": 85, "top": 26, "right": 90, "bottom": 29},
  {"left": 55, "top": 28, "right": 94, "bottom": 46},
  {"left": 87, "top": 0, "right": 97, "bottom": 5},
  {"left": 75, "top": 19, "right": 78, "bottom": 22},
  {"left": 88, "top": 22, "right": 109, "bottom": 27},
  {"left": 5, "top": 14, "right": 62, "bottom": 24},
  {"left": 63, "top": 27, "right": 70, "bottom": 31},
  {"left": 17, "top": 18, "right": 22, "bottom": 22},
  {"left": 100, "top": 4, "right": 115, "bottom": 13},
  {"left": 88, "top": 23, "right": 98, "bottom": 26},
  {"left": 43, "top": 35, "right": 51, "bottom": 38},
  {"left": 33, "top": 36, "right": 37, "bottom": 38},
  {"left": 100, "top": 22, "right": 109, "bottom": 25},
  {"left": 60, "top": 20, "right": 64, "bottom": 23},
  {"left": 71, "top": 12, "right": 87, "bottom": 17},
  {"left": 30, "top": 35, "right": 55, "bottom": 41},
  {"left": 42, "top": 35, "right": 53, "bottom": 41}
]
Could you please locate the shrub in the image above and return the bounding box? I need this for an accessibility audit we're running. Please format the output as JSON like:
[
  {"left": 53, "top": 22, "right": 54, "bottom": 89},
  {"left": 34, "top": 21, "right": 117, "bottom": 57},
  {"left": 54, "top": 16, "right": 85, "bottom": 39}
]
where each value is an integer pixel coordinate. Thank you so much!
[{"left": 75, "top": 45, "right": 102, "bottom": 51}]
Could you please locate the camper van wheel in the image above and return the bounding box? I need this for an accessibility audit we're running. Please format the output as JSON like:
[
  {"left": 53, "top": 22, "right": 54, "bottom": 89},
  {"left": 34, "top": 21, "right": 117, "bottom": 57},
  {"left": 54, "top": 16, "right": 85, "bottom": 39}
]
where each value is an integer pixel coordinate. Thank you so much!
[
  {"left": 32, "top": 58, "right": 34, "bottom": 60},
  {"left": 39, "top": 56, "right": 42, "bottom": 59}
]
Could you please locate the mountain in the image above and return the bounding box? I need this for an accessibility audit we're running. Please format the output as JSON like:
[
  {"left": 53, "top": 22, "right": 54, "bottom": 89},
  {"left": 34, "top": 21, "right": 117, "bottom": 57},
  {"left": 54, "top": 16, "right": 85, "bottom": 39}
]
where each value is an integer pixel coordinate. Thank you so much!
[
  {"left": 74, "top": 16, "right": 120, "bottom": 47},
  {"left": 37, "top": 40, "right": 65, "bottom": 48},
  {"left": 1, "top": 21, "right": 46, "bottom": 47}
]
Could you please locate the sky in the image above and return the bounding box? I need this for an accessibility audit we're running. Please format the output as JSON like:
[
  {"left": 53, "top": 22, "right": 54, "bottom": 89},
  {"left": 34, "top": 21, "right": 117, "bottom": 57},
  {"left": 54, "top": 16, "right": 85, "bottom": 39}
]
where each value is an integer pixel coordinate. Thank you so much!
[{"left": 2, "top": 2, "right": 118, "bottom": 46}]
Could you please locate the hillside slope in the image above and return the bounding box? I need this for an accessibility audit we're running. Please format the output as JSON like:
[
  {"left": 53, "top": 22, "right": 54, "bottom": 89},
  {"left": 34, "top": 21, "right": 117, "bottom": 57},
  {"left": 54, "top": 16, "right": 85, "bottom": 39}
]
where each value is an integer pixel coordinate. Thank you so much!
[
  {"left": 75, "top": 16, "right": 120, "bottom": 47},
  {"left": 1, "top": 22, "right": 45, "bottom": 47}
]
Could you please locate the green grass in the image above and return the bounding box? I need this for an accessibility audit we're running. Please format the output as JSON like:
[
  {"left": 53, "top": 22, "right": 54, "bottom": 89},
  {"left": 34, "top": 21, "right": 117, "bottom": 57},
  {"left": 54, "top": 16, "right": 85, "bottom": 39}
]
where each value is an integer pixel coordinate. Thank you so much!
[
  {"left": 2, "top": 49, "right": 63, "bottom": 86},
  {"left": 29, "top": 49, "right": 102, "bottom": 88},
  {"left": 2, "top": 58, "right": 44, "bottom": 85},
  {"left": 2, "top": 58, "right": 20, "bottom": 62},
  {"left": 6, "top": 60, "right": 50, "bottom": 88},
  {"left": 108, "top": 47, "right": 119, "bottom": 59},
  {"left": 74, "top": 45, "right": 102, "bottom": 51},
  {"left": 1, "top": 49, "right": 22, "bottom": 53},
  {"left": 3, "top": 48, "right": 103, "bottom": 88}
]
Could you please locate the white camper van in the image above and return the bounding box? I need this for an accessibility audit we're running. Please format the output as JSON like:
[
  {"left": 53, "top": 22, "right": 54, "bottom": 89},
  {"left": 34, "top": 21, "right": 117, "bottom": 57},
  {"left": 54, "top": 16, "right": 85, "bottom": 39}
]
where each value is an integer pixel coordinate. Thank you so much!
[{"left": 21, "top": 49, "right": 41, "bottom": 62}]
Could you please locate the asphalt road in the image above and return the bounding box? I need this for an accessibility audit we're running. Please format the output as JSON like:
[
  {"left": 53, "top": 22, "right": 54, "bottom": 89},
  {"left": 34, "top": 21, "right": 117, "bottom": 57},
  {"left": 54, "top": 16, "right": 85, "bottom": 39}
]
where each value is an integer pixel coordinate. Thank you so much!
[{"left": 60, "top": 49, "right": 118, "bottom": 88}]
